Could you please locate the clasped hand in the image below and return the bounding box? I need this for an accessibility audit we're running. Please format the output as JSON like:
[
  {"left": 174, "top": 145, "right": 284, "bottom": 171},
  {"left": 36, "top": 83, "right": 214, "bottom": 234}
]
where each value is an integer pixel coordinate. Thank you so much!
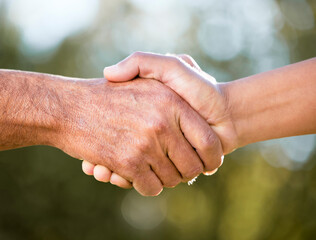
[{"left": 75, "top": 52, "right": 237, "bottom": 196}]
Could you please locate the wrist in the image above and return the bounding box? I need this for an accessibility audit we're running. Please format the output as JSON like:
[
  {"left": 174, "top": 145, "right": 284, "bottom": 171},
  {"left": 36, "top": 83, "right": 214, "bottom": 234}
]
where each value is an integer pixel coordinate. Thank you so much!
[
  {"left": 0, "top": 70, "right": 64, "bottom": 149},
  {"left": 41, "top": 76, "right": 96, "bottom": 149},
  {"left": 216, "top": 81, "right": 243, "bottom": 153},
  {"left": 55, "top": 78, "right": 111, "bottom": 151},
  {"left": 20, "top": 72, "right": 71, "bottom": 148},
  {"left": 218, "top": 77, "right": 259, "bottom": 150},
  {"left": 33, "top": 75, "right": 70, "bottom": 148},
  {"left": 220, "top": 59, "right": 316, "bottom": 148}
]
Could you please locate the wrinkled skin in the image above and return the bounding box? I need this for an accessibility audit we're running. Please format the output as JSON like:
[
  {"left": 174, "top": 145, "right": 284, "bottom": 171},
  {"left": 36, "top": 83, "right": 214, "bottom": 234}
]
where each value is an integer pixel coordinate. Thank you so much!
[{"left": 59, "top": 78, "right": 223, "bottom": 196}]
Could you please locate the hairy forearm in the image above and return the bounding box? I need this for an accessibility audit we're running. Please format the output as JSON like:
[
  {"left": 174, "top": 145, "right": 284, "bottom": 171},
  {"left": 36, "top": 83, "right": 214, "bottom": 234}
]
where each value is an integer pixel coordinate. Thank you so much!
[
  {"left": 222, "top": 58, "right": 316, "bottom": 148},
  {"left": 0, "top": 69, "right": 82, "bottom": 150}
]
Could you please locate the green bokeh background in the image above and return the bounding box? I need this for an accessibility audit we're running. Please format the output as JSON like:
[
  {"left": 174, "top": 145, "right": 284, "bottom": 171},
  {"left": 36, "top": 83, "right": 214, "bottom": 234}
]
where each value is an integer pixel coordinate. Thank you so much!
[{"left": 0, "top": 1, "right": 316, "bottom": 239}]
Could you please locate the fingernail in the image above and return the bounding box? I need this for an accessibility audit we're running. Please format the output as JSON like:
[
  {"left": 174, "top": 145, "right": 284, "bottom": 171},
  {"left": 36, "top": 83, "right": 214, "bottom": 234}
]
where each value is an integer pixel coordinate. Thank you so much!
[
  {"left": 219, "top": 155, "right": 224, "bottom": 167},
  {"left": 203, "top": 168, "right": 218, "bottom": 176}
]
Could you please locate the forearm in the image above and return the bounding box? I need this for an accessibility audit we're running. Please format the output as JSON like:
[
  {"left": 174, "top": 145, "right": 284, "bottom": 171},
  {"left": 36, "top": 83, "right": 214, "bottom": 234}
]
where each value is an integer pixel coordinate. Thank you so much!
[
  {"left": 222, "top": 58, "right": 316, "bottom": 148},
  {"left": 0, "top": 69, "right": 81, "bottom": 150}
]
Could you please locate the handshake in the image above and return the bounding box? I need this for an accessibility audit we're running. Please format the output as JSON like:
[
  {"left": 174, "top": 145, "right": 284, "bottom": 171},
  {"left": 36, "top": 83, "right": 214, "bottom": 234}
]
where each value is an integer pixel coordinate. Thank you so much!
[
  {"left": 1, "top": 52, "right": 315, "bottom": 196},
  {"left": 78, "top": 52, "right": 235, "bottom": 196}
]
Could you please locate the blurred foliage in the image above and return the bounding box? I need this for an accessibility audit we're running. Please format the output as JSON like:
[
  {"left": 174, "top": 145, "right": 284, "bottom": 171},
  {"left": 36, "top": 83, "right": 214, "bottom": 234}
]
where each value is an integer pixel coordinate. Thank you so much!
[{"left": 0, "top": 0, "right": 316, "bottom": 239}]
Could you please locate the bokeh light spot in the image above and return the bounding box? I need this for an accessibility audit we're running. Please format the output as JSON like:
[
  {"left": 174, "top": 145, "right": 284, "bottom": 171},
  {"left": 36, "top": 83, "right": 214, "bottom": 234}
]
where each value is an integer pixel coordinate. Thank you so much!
[
  {"left": 280, "top": 0, "right": 314, "bottom": 30},
  {"left": 260, "top": 135, "right": 315, "bottom": 170},
  {"left": 198, "top": 16, "right": 243, "bottom": 61},
  {"left": 166, "top": 186, "right": 212, "bottom": 230},
  {"left": 7, "top": 0, "right": 99, "bottom": 54},
  {"left": 121, "top": 190, "right": 166, "bottom": 230}
]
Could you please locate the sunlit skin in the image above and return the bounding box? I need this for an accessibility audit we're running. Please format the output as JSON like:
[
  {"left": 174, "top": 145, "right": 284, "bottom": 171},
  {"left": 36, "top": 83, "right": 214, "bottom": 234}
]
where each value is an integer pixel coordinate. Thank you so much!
[
  {"left": 0, "top": 70, "right": 223, "bottom": 196},
  {"left": 86, "top": 53, "right": 316, "bottom": 188}
]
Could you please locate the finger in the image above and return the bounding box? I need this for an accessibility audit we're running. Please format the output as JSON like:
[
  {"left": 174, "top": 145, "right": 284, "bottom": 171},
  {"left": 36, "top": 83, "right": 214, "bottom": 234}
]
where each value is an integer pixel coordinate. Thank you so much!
[
  {"left": 167, "top": 132, "right": 204, "bottom": 182},
  {"left": 203, "top": 168, "right": 219, "bottom": 176},
  {"left": 174, "top": 54, "right": 202, "bottom": 70},
  {"left": 82, "top": 160, "right": 95, "bottom": 175},
  {"left": 103, "top": 52, "right": 216, "bottom": 121},
  {"left": 172, "top": 54, "right": 211, "bottom": 83},
  {"left": 132, "top": 165, "right": 163, "bottom": 197},
  {"left": 110, "top": 173, "right": 132, "bottom": 189},
  {"left": 93, "top": 165, "right": 112, "bottom": 182},
  {"left": 104, "top": 52, "right": 180, "bottom": 82},
  {"left": 178, "top": 103, "right": 224, "bottom": 172},
  {"left": 147, "top": 155, "right": 182, "bottom": 188}
]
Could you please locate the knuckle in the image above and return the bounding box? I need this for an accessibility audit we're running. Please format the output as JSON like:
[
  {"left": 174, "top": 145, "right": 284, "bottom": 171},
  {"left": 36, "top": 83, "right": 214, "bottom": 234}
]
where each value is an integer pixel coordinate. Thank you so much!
[
  {"left": 168, "top": 56, "right": 184, "bottom": 68},
  {"left": 172, "top": 95, "right": 186, "bottom": 109},
  {"left": 198, "top": 132, "right": 224, "bottom": 171},
  {"left": 153, "top": 120, "right": 168, "bottom": 134},
  {"left": 182, "top": 54, "right": 192, "bottom": 59},
  {"left": 117, "top": 156, "right": 141, "bottom": 176},
  {"left": 161, "top": 91, "right": 176, "bottom": 105},
  {"left": 150, "top": 82, "right": 178, "bottom": 106},
  {"left": 146, "top": 118, "right": 168, "bottom": 135},
  {"left": 116, "top": 157, "right": 131, "bottom": 170},
  {"left": 130, "top": 51, "right": 145, "bottom": 62},
  {"left": 182, "top": 165, "right": 203, "bottom": 181},
  {"left": 199, "top": 131, "right": 218, "bottom": 151},
  {"left": 131, "top": 51, "right": 141, "bottom": 58},
  {"left": 134, "top": 137, "right": 151, "bottom": 153},
  {"left": 157, "top": 89, "right": 183, "bottom": 110},
  {"left": 180, "top": 54, "right": 193, "bottom": 62}
]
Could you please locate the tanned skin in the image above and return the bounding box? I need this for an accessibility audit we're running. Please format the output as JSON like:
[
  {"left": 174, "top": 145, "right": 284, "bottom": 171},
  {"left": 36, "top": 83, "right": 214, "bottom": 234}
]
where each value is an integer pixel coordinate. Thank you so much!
[{"left": 0, "top": 69, "right": 223, "bottom": 196}]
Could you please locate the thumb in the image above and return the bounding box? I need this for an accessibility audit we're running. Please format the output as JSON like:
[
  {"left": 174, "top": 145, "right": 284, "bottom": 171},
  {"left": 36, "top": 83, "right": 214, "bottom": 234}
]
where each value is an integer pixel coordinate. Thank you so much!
[
  {"left": 103, "top": 52, "right": 189, "bottom": 84},
  {"left": 103, "top": 52, "right": 211, "bottom": 125},
  {"left": 103, "top": 52, "right": 159, "bottom": 82},
  {"left": 104, "top": 52, "right": 218, "bottom": 120},
  {"left": 103, "top": 55, "right": 140, "bottom": 82},
  {"left": 104, "top": 52, "right": 216, "bottom": 118}
]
